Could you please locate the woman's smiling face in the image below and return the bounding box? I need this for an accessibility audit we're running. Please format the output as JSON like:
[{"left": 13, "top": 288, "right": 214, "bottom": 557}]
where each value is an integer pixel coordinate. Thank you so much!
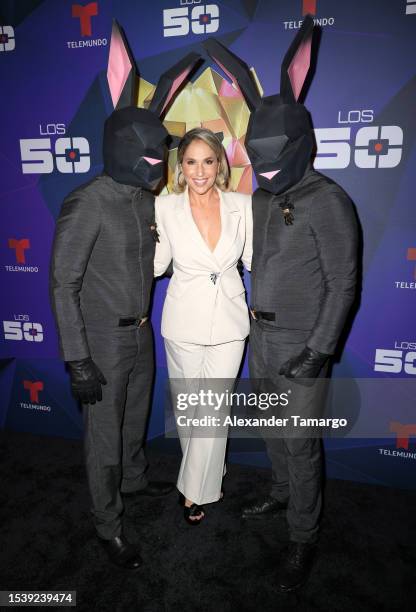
[{"left": 181, "top": 139, "right": 219, "bottom": 196}]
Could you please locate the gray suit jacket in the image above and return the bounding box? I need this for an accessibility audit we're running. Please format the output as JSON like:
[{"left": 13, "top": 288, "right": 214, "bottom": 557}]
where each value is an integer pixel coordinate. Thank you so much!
[
  {"left": 251, "top": 167, "right": 358, "bottom": 355},
  {"left": 50, "top": 174, "right": 156, "bottom": 361}
]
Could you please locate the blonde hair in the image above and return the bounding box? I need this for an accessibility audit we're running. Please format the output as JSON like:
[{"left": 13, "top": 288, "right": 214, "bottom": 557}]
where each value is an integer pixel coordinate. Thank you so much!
[{"left": 173, "top": 127, "right": 230, "bottom": 194}]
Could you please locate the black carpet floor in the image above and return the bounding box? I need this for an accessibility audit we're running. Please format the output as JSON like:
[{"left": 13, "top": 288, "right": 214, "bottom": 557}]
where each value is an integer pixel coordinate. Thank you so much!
[{"left": 0, "top": 430, "right": 415, "bottom": 612}]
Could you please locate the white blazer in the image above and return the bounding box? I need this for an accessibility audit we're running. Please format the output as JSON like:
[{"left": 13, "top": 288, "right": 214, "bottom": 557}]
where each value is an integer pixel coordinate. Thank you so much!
[{"left": 154, "top": 187, "right": 253, "bottom": 345}]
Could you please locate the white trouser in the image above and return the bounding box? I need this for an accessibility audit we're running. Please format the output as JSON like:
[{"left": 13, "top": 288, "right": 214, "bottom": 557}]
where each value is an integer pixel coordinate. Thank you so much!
[{"left": 164, "top": 339, "right": 245, "bottom": 505}]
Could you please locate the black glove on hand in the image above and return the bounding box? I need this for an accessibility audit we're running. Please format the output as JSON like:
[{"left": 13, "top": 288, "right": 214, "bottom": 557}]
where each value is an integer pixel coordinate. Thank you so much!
[
  {"left": 279, "top": 346, "right": 329, "bottom": 387},
  {"left": 67, "top": 357, "right": 107, "bottom": 404}
]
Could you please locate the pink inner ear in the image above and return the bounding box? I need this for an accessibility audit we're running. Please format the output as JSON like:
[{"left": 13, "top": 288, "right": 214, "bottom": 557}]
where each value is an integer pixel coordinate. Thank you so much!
[
  {"left": 287, "top": 36, "right": 312, "bottom": 101},
  {"left": 107, "top": 26, "right": 132, "bottom": 108},
  {"left": 160, "top": 67, "right": 192, "bottom": 114},
  {"left": 143, "top": 157, "right": 162, "bottom": 165},
  {"left": 213, "top": 57, "right": 241, "bottom": 96}
]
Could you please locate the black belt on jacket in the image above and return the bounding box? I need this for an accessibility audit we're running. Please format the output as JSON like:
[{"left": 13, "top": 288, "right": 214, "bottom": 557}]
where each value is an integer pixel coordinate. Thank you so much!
[
  {"left": 251, "top": 310, "right": 276, "bottom": 322},
  {"left": 118, "top": 315, "right": 148, "bottom": 327}
]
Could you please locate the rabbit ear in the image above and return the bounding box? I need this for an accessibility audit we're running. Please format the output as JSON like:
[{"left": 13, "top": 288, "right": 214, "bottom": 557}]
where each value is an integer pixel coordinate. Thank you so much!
[
  {"left": 107, "top": 20, "right": 138, "bottom": 110},
  {"left": 280, "top": 14, "right": 314, "bottom": 103},
  {"left": 148, "top": 52, "right": 201, "bottom": 117},
  {"left": 203, "top": 38, "right": 261, "bottom": 112}
]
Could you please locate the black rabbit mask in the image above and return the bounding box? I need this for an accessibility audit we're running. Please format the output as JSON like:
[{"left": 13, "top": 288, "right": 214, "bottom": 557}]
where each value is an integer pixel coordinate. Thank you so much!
[
  {"left": 204, "top": 15, "right": 315, "bottom": 195},
  {"left": 104, "top": 21, "right": 200, "bottom": 190}
]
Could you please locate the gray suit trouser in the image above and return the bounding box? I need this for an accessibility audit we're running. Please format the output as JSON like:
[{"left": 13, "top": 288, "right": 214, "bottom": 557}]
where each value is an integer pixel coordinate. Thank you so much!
[
  {"left": 82, "top": 322, "right": 153, "bottom": 539},
  {"left": 249, "top": 321, "right": 325, "bottom": 544}
]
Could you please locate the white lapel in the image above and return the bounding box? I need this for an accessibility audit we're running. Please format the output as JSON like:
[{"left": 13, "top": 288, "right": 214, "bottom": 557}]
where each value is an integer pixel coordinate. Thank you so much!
[
  {"left": 175, "top": 187, "right": 241, "bottom": 267},
  {"left": 176, "top": 186, "right": 217, "bottom": 261},
  {"left": 213, "top": 190, "right": 241, "bottom": 264}
]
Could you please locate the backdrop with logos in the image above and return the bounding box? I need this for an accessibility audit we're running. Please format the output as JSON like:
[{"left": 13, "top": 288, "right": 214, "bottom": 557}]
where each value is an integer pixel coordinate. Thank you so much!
[{"left": 1, "top": 0, "right": 415, "bottom": 489}]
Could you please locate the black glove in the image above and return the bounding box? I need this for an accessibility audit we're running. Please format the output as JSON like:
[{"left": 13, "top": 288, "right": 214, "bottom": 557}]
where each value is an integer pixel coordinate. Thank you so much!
[
  {"left": 279, "top": 346, "right": 329, "bottom": 387},
  {"left": 67, "top": 357, "right": 107, "bottom": 404}
]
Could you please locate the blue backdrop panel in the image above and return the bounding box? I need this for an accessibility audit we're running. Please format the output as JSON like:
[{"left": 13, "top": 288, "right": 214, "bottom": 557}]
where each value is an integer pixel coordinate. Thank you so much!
[
  {"left": 1, "top": 0, "right": 415, "bottom": 488},
  {"left": 5, "top": 358, "right": 83, "bottom": 439}
]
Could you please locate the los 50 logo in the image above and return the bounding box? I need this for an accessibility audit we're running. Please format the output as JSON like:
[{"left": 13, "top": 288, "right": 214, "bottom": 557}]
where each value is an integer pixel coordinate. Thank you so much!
[
  {"left": 20, "top": 124, "right": 90, "bottom": 174},
  {"left": 374, "top": 347, "right": 416, "bottom": 375},
  {"left": 163, "top": 3, "right": 219, "bottom": 37},
  {"left": 406, "top": 0, "right": 416, "bottom": 15},
  {"left": 314, "top": 125, "right": 403, "bottom": 170},
  {"left": 3, "top": 318, "right": 44, "bottom": 342},
  {"left": 0, "top": 26, "right": 15, "bottom": 52}
]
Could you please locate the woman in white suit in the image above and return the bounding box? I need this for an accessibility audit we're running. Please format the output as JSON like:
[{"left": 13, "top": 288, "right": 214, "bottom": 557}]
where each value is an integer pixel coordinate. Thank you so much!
[{"left": 154, "top": 128, "right": 252, "bottom": 524}]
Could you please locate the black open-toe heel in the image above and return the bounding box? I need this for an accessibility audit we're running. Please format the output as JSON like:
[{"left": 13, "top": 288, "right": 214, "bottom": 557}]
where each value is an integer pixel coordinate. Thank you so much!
[{"left": 184, "top": 503, "right": 205, "bottom": 526}]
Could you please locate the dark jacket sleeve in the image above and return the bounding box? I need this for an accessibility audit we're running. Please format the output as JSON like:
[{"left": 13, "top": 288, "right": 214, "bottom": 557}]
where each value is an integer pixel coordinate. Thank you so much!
[
  {"left": 306, "top": 186, "right": 358, "bottom": 355},
  {"left": 49, "top": 189, "right": 101, "bottom": 361}
]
